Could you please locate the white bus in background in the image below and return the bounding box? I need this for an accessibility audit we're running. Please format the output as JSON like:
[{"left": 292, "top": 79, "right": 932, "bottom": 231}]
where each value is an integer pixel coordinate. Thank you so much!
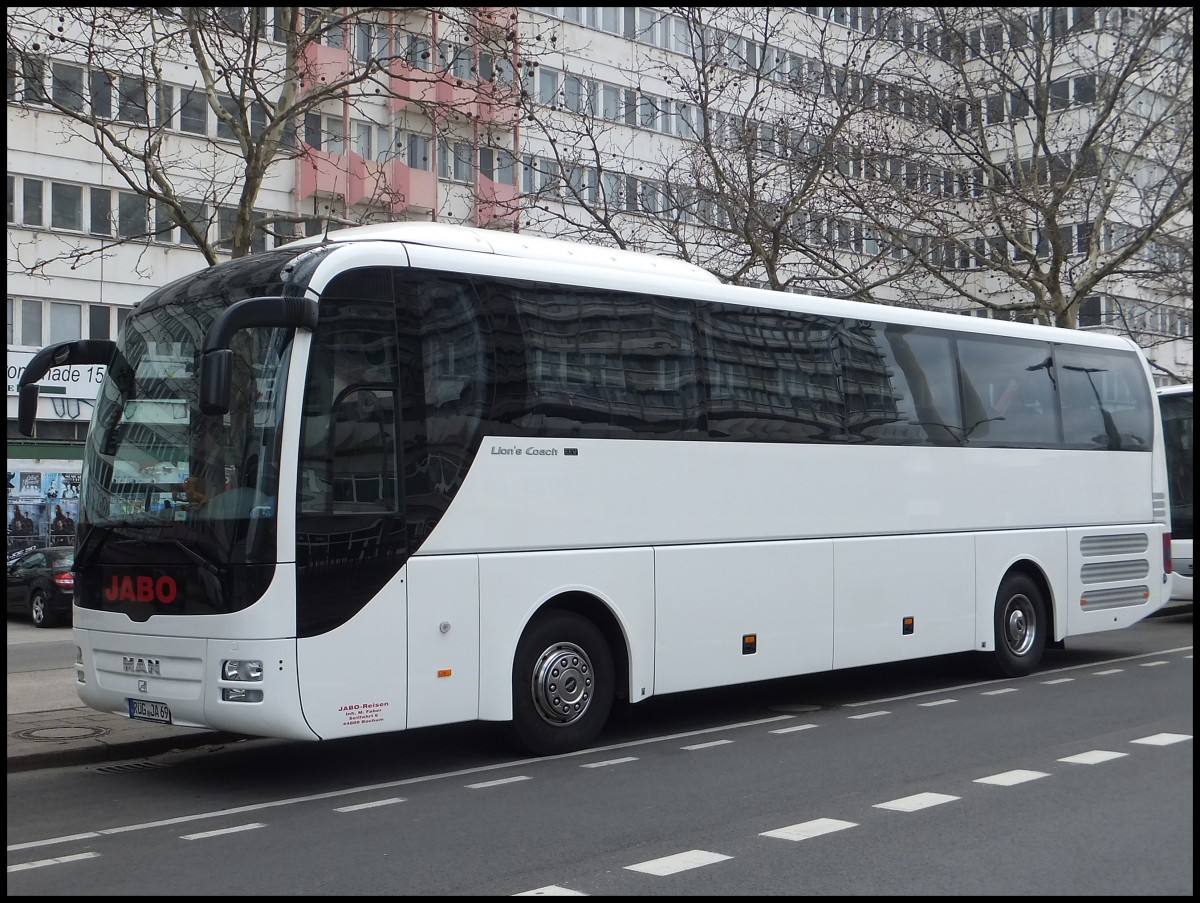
[
  {"left": 17, "top": 222, "right": 1173, "bottom": 756},
  {"left": 1157, "top": 383, "right": 1193, "bottom": 607}
]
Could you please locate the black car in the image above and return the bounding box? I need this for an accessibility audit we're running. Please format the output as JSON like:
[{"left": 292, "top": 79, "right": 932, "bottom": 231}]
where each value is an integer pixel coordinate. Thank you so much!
[{"left": 7, "top": 546, "right": 75, "bottom": 628}]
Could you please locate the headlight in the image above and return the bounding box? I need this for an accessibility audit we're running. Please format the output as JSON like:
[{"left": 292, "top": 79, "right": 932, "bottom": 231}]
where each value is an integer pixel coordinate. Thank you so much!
[{"left": 222, "top": 659, "right": 263, "bottom": 681}]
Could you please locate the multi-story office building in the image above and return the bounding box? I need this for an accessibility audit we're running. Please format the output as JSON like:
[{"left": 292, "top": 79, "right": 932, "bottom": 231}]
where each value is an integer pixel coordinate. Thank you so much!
[{"left": 7, "top": 7, "right": 1192, "bottom": 548}]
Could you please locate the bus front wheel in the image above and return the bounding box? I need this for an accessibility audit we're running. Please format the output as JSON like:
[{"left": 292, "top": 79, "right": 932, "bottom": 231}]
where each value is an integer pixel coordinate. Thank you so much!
[
  {"left": 509, "top": 611, "right": 614, "bottom": 756},
  {"left": 985, "top": 572, "right": 1047, "bottom": 678}
]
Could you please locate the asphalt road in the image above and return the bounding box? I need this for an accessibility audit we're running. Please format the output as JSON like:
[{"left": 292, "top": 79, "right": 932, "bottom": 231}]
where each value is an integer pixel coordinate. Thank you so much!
[{"left": 6, "top": 609, "right": 1192, "bottom": 896}]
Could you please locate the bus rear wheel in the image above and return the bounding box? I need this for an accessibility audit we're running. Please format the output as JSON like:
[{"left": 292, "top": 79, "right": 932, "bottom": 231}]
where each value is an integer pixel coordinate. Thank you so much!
[
  {"left": 985, "top": 572, "right": 1047, "bottom": 678},
  {"left": 509, "top": 611, "right": 614, "bottom": 756}
]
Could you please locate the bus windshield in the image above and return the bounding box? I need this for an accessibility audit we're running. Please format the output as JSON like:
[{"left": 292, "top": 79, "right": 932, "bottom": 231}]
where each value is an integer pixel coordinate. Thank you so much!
[{"left": 77, "top": 249, "right": 313, "bottom": 600}]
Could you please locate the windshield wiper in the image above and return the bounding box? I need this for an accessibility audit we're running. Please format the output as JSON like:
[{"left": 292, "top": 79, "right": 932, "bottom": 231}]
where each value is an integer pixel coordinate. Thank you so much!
[{"left": 172, "top": 539, "right": 223, "bottom": 576}]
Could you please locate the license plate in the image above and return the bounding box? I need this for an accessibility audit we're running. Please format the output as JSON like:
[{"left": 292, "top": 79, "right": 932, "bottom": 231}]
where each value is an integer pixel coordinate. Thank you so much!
[{"left": 127, "top": 698, "right": 172, "bottom": 724}]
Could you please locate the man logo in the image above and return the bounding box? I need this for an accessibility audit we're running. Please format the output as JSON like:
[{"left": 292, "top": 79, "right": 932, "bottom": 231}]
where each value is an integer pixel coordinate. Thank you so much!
[{"left": 123, "top": 657, "right": 162, "bottom": 676}]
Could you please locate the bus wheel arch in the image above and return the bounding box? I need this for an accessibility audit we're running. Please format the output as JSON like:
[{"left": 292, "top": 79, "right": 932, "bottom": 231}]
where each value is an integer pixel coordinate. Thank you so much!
[
  {"left": 507, "top": 593, "right": 626, "bottom": 756},
  {"left": 984, "top": 564, "right": 1052, "bottom": 678}
]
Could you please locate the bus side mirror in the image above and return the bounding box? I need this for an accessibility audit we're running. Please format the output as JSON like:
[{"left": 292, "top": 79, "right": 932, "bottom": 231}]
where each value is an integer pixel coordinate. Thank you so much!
[
  {"left": 16, "top": 338, "right": 116, "bottom": 437},
  {"left": 199, "top": 295, "right": 318, "bottom": 416},
  {"left": 17, "top": 385, "right": 40, "bottom": 437},
  {"left": 200, "top": 349, "right": 234, "bottom": 415}
]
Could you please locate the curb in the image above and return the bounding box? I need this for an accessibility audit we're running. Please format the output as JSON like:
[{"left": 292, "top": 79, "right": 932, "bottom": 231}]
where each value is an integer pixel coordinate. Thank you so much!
[{"left": 7, "top": 731, "right": 247, "bottom": 774}]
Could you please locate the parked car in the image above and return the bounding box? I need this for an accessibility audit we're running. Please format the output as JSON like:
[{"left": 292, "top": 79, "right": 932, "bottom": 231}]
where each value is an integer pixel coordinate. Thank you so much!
[{"left": 6, "top": 546, "right": 74, "bottom": 628}]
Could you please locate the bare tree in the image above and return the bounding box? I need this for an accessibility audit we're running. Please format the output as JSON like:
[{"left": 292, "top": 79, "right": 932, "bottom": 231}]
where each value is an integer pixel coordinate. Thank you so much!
[
  {"left": 7, "top": 6, "right": 523, "bottom": 271},
  {"left": 510, "top": 7, "right": 918, "bottom": 297},
  {"left": 836, "top": 7, "right": 1193, "bottom": 336},
  {"left": 511, "top": 5, "right": 1191, "bottom": 358}
]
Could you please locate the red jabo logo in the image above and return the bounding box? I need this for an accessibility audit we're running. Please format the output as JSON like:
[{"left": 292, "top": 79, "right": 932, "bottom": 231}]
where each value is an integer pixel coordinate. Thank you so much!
[{"left": 104, "top": 574, "right": 178, "bottom": 604}]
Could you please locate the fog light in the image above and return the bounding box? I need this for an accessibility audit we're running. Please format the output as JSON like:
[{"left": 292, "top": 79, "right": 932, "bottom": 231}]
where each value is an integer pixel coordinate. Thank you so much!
[
  {"left": 222, "top": 659, "right": 263, "bottom": 681},
  {"left": 76, "top": 670, "right": 86, "bottom": 684},
  {"left": 222, "top": 687, "right": 264, "bottom": 703}
]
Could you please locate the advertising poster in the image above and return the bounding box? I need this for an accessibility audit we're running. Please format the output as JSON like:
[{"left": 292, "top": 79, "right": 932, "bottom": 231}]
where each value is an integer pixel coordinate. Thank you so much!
[{"left": 6, "top": 464, "right": 81, "bottom": 554}]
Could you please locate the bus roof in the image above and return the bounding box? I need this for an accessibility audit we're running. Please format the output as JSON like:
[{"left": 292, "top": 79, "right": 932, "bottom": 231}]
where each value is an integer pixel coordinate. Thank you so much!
[
  {"left": 286, "top": 221, "right": 1142, "bottom": 354},
  {"left": 286, "top": 221, "right": 721, "bottom": 285}
]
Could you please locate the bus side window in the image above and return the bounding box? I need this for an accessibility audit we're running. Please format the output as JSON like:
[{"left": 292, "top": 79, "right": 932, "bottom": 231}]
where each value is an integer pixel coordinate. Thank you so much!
[{"left": 1058, "top": 347, "right": 1153, "bottom": 450}]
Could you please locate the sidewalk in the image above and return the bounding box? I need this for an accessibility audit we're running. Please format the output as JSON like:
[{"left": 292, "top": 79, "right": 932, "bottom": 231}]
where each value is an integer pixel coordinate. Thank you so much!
[{"left": 7, "top": 664, "right": 245, "bottom": 773}]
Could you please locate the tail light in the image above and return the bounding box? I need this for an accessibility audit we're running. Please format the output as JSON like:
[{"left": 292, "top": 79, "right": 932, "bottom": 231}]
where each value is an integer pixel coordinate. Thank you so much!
[
  {"left": 1163, "top": 533, "right": 1173, "bottom": 575},
  {"left": 54, "top": 571, "right": 75, "bottom": 590}
]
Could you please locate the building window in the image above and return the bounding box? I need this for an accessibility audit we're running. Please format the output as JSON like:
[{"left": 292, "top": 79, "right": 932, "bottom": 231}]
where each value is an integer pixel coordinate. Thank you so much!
[
  {"left": 216, "top": 95, "right": 238, "bottom": 140},
  {"left": 21, "top": 298, "right": 43, "bottom": 346},
  {"left": 117, "top": 76, "right": 149, "bottom": 124},
  {"left": 405, "top": 134, "right": 431, "bottom": 170},
  {"left": 90, "top": 187, "right": 112, "bottom": 236},
  {"left": 89, "top": 304, "right": 110, "bottom": 341},
  {"left": 50, "top": 183, "right": 83, "bottom": 231},
  {"left": 51, "top": 61, "right": 85, "bottom": 111},
  {"left": 22, "top": 178, "right": 43, "bottom": 226},
  {"left": 117, "top": 191, "right": 148, "bottom": 239},
  {"left": 50, "top": 301, "right": 82, "bottom": 343},
  {"left": 179, "top": 87, "right": 207, "bottom": 134},
  {"left": 21, "top": 53, "right": 48, "bottom": 104},
  {"left": 90, "top": 71, "right": 116, "bottom": 118}
]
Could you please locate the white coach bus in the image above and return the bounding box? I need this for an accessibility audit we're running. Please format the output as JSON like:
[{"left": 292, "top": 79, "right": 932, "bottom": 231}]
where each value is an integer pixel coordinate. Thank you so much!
[{"left": 18, "top": 222, "right": 1172, "bottom": 755}]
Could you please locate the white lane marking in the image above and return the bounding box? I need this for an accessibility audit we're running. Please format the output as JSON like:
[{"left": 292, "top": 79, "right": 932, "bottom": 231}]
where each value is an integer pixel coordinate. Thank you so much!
[
  {"left": 180, "top": 823, "right": 265, "bottom": 840},
  {"left": 682, "top": 739, "right": 734, "bottom": 751},
  {"left": 1092, "top": 668, "right": 1124, "bottom": 676},
  {"left": 848, "top": 710, "right": 889, "bottom": 719},
  {"left": 1041, "top": 678, "right": 1075, "bottom": 685},
  {"left": 1131, "top": 733, "right": 1191, "bottom": 746},
  {"left": 625, "top": 849, "right": 732, "bottom": 876},
  {"left": 874, "top": 792, "right": 960, "bottom": 812},
  {"left": 982, "top": 688, "right": 1018, "bottom": 696},
  {"left": 8, "top": 714, "right": 797, "bottom": 854},
  {"left": 761, "top": 818, "right": 858, "bottom": 841},
  {"left": 918, "top": 698, "right": 957, "bottom": 707},
  {"left": 1139, "top": 660, "right": 1169, "bottom": 667},
  {"left": 12, "top": 645, "right": 1190, "bottom": 854},
  {"left": 771, "top": 723, "right": 818, "bottom": 734},
  {"left": 467, "top": 776, "right": 532, "bottom": 789},
  {"left": 581, "top": 756, "right": 638, "bottom": 768},
  {"left": 514, "top": 886, "right": 588, "bottom": 896},
  {"left": 7, "top": 851, "right": 100, "bottom": 873},
  {"left": 974, "top": 769, "right": 1049, "bottom": 786},
  {"left": 335, "top": 797, "right": 406, "bottom": 812},
  {"left": 1058, "top": 750, "right": 1128, "bottom": 765},
  {"left": 843, "top": 645, "right": 1193, "bottom": 709},
  {"left": 8, "top": 832, "right": 100, "bottom": 852}
]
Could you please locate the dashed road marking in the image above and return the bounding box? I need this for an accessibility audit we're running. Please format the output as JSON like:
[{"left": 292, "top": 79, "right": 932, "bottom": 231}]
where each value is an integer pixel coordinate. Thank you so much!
[
  {"left": 181, "top": 823, "right": 265, "bottom": 840},
  {"left": 761, "top": 818, "right": 858, "bottom": 841},
  {"left": 1131, "top": 732, "right": 1191, "bottom": 746},
  {"left": 1058, "top": 750, "right": 1128, "bottom": 765},
  {"left": 625, "top": 850, "right": 732, "bottom": 875},
  {"left": 974, "top": 769, "right": 1049, "bottom": 786},
  {"left": 7, "top": 851, "right": 100, "bottom": 873},
  {"left": 581, "top": 756, "right": 638, "bottom": 768},
  {"left": 874, "top": 792, "right": 960, "bottom": 812},
  {"left": 335, "top": 798, "right": 405, "bottom": 812},
  {"left": 467, "top": 776, "right": 532, "bottom": 789}
]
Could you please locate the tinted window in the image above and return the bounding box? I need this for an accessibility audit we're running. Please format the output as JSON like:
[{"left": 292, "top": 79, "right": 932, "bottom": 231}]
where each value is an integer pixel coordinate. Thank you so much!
[
  {"left": 1057, "top": 346, "right": 1153, "bottom": 450},
  {"left": 956, "top": 336, "right": 1060, "bottom": 446},
  {"left": 702, "top": 306, "right": 840, "bottom": 442},
  {"left": 503, "top": 284, "right": 701, "bottom": 438},
  {"left": 1159, "top": 390, "right": 1193, "bottom": 539},
  {"left": 864, "top": 324, "right": 961, "bottom": 445}
]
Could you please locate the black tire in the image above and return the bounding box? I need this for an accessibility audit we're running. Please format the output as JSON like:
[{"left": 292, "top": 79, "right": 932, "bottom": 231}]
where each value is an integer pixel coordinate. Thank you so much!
[
  {"left": 30, "top": 590, "right": 56, "bottom": 629},
  {"left": 508, "top": 611, "right": 614, "bottom": 756},
  {"left": 983, "top": 572, "right": 1047, "bottom": 678}
]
